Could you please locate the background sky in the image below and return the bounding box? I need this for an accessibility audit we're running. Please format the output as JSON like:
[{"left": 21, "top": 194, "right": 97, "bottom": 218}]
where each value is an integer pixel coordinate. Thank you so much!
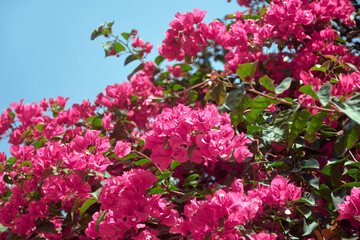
[{"left": 0, "top": 0, "right": 243, "bottom": 154}]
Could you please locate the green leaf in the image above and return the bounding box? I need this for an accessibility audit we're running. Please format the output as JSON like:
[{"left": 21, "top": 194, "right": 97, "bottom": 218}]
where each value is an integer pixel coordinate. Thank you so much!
[
  {"left": 223, "top": 86, "right": 246, "bottom": 111},
  {"left": 171, "top": 160, "right": 181, "bottom": 170},
  {"left": 340, "top": 62, "right": 359, "bottom": 72},
  {"left": 340, "top": 182, "right": 360, "bottom": 188},
  {"left": 36, "top": 221, "right": 57, "bottom": 234},
  {"left": 7, "top": 112, "right": 15, "bottom": 118},
  {"left": 299, "top": 159, "right": 319, "bottom": 169},
  {"left": 185, "top": 174, "right": 199, "bottom": 185},
  {"left": 305, "top": 112, "right": 331, "bottom": 142},
  {"left": 275, "top": 77, "right": 292, "bottom": 94},
  {"left": 155, "top": 55, "right": 166, "bottom": 65},
  {"left": 92, "top": 117, "right": 103, "bottom": 128},
  {"left": 124, "top": 54, "right": 139, "bottom": 66},
  {"left": 247, "top": 125, "right": 267, "bottom": 134},
  {"left": 107, "top": 21, "right": 114, "bottom": 28},
  {"left": 79, "top": 198, "right": 98, "bottom": 216},
  {"left": 95, "top": 210, "right": 108, "bottom": 234},
  {"left": 237, "top": 61, "right": 258, "bottom": 81},
  {"left": 174, "top": 64, "right": 192, "bottom": 72},
  {"left": 303, "top": 174, "right": 319, "bottom": 190},
  {"left": 35, "top": 124, "right": 44, "bottom": 132},
  {"left": 331, "top": 93, "right": 360, "bottom": 125},
  {"left": 246, "top": 96, "right": 273, "bottom": 124},
  {"left": 101, "top": 41, "right": 116, "bottom": 56},
  {"left": 299, "top": 85, "right": 319, "bottom": 100},
  {"left": 134, "top": 158, "right": 151, "bottom": 166},
  {"left": 149, "top": 187, "right": 167, "bottom": 195},
  {"left": 242, "top": 14, "right": 261, "bottom": 20},
  {"left": 173, "top": 84, "right": 184, "bottom": 91},
  {"left": 287, "top": 110, "right": 312, "bottom": 147},
  {"left": 303, "top": 219, "right": 318, "bottom": 236},
  {"left": 317, "top": 83, "right": 332, "bottom": 106},
  {"left": 113, "top": 42, "right": 126, "bottom": 52},
  {"left": 6, "top": 157, "right": 17, "bottom": 165},
  {"left": 121, "top": 30, "right": 136, "bottom": 41},
  {"left": 157, "top": 170, "right": 172, "bottom": 181},
  {"left": 137, "top": 139, "right": 145, "bottom": 146},
  {"left": 122, "top": 152, "right": 138, "bottom": 161},
  {"left": 310, "top": 64, "right": 327, "bottom": 73},
  {"left": 211, "top": 83, "right": 226, "bottom": 106},
  {"left": 259, "top": 75, "right": 275, "bottom": 92}
]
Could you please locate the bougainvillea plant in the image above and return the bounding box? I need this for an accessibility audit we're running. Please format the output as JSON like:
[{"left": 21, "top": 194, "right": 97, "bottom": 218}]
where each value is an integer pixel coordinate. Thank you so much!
[{"left": 0, "top": 0, "right": 360, "bottom": 239}]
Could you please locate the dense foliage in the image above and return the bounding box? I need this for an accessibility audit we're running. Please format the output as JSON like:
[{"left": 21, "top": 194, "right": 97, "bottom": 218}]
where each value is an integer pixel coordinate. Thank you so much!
[{"left": 0, "top": 0, "right": 360, "bottom": 239}]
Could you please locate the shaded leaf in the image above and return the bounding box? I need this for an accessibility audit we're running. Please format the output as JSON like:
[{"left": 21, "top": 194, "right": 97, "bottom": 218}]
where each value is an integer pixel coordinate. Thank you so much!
[
  {"left": 303, "top": 219, "right": 318, "bottom": 236},
  {"left": 223, "top": 86, "right": 246, "bottom": 111},
  {"left": 288, "top": 110, "right": 312, "bottom": 147},
  {"left": 305, "top": 112, "right": 331, "bottom": 142},
  {"left": 303, "top": 174, "right": 319, "bottom": 190},
  {"left": 71, "top": 198, "right": 82, "bottom": 220},
  {"left": 124, "top": 54, "right": 139, "bottom": 66},
  {"left": 246, "top": 97, "right": 273, "bottom": 124},
  {"left": 231, "top": 95, "right": 252, "bottom": 126},
  {"left": 317, "top": 83, "right": 332, "bottom": 106},
  {"left": 331, "top": 189, "right": 347, "bottom": 211},
  {"left": 297, "top": 191, "right": 316, "bottom": 205},
  {"left": 297, "top": 205, "right": 312, "bottom": 219},
  {"left": 331, "top": 93, "right": 360, "bottom": 125},
  {"left": 299, "top": 159, "right": 319, "bottom": 169},
  {"left": 211, "top": 83, "right": 226, "bottom": 106},
  {"left": 127, "top": 63, "right": 144, "bottom": 80},
  {"left": 91, "top": 23, "right": 105, "bottom": 40},
  {"left": 36, "top": 221, "right": 57, "bottom": 234}
]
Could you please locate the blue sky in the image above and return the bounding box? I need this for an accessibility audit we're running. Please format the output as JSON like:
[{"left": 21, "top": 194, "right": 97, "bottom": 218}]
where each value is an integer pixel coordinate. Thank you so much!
[{"left": 0, "top": 0, "right": 242, "bottom": 153}]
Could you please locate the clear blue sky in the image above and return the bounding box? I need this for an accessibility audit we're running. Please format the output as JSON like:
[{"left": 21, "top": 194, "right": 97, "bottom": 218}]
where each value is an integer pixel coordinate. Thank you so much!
[{"left": 0, "top": 0, "right": 242, "bottom": 154}]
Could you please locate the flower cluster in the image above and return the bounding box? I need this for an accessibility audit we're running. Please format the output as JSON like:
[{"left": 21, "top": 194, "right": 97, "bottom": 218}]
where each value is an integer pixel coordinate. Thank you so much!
[
  {"left": 95, "top": 61, "right": 163, "bottom": 129},
  {"left": 170, "top": 176, "right": 301, "bottom": 239},
  {"left": 85, "top": 169, "right": 177, "bottom": 239},
  {"left": 145, "top": 104, "right": 252, "bottom": 169},
  {"left": 159, "top": 8, "right": 208, "bottom": 61}
]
